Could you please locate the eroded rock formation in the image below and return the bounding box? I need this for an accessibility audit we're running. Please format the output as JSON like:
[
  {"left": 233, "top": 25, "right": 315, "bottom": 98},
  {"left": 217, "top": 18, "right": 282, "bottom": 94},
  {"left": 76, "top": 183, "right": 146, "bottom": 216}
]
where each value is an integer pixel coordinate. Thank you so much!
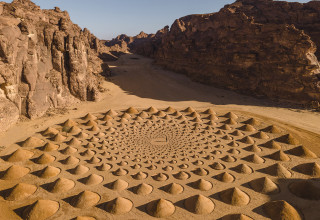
[
  {"left": 0, "top": 0, "right": 109, "bottom": 131},
  {"left": 108, "top": 0, "right": 320, "bottom": 104}
]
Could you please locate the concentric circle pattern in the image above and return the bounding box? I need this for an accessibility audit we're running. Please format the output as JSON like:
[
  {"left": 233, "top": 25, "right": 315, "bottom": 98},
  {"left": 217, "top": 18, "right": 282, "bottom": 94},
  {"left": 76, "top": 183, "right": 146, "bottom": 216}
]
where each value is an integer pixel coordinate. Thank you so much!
[{"left": 0, "top": 107, "right": 319, "bottom": 219}]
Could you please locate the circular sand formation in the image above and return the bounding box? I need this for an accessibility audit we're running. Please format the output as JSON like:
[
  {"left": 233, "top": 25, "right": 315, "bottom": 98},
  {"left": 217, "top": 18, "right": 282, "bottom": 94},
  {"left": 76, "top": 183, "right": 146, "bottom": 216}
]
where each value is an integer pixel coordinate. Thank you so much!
[{"left": 0, "top": 107, "right": 319, "bottom": 219}]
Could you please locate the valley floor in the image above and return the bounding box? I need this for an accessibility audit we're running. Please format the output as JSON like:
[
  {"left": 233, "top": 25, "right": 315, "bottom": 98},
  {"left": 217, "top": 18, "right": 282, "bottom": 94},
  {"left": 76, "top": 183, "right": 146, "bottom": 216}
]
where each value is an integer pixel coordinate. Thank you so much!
[{"left": 1, "top": 53, "right": 319, "bottom": 154}]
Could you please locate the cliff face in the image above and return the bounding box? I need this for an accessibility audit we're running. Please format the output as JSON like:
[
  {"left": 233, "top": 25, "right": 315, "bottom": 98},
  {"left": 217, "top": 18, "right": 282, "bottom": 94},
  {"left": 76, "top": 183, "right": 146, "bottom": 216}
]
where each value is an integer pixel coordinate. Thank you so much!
[
  {"left": 0, "top": 0, "right": 109, "bottom": 131},
  {"left": 109, "top": 0, "right": 320, "bottom": 104}
]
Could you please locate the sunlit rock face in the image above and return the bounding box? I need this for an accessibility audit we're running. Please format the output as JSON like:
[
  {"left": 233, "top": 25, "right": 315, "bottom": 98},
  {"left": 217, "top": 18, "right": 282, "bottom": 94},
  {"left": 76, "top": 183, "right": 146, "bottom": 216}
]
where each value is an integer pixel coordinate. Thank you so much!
[
  {"left": 108, "top": 0, "right": 320, "bottom": 104},
  {"left": 0, "top": 0, "right": 109, "bottom": 131}
]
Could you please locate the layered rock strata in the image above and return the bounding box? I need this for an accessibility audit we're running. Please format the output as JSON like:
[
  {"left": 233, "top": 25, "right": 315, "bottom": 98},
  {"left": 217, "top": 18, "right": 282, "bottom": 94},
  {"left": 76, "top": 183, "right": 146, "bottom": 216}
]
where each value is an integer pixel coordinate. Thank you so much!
[
  {"left": 0, "top": 0, "right": 109, "bottom": 131},
  {"left": 108, "top": 0, "right": 320, "bottom": 104}
]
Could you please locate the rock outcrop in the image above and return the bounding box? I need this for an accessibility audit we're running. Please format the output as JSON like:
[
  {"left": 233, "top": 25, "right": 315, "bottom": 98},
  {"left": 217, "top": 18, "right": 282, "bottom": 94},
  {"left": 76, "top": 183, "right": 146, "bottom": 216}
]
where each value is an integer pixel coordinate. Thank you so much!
[
  {"left": 0, "top": 0, "right": 110, "bottom": 131},
  {"left": 108, "top": 0, "right": 320, "bottom": 104}
]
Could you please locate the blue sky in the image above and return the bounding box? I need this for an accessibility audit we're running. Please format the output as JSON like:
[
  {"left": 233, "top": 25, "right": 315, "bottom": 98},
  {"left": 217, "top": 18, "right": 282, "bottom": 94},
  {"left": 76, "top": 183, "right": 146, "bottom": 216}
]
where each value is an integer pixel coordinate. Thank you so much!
[{"left": 3, "top": 0, "right": 311, "bottom": 40}]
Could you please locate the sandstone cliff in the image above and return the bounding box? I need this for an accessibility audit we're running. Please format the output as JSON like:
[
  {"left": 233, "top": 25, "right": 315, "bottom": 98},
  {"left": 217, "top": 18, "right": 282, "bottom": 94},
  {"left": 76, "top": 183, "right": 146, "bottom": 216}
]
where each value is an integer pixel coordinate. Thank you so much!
[
  {"left": 0, "top": 0, "right": 109, "bottom": 131},
  {"left": 108, "top": 0, "right": 320, "bottom": 104}
]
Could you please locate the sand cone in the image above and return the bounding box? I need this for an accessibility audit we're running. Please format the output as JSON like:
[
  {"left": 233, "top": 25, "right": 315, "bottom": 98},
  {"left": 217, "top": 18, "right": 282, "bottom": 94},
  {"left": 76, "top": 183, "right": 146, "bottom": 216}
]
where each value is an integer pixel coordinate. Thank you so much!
[
  {"left": 81, "top": 174, "right": 103, "bottom": 185},
  {"left": 70, "top": 191, "right": 100, "bottom": 208},
  {"left": 134, "top": 183, "right": 153, "bottom": 195},
  {"left": 185, "top": 195, "right": 215, "bottom": 215},
  {"left": 147, "top": 199, "right": 175, "bottom": 218},
  {"left": 220, "top": 187, "right": 250, "bottom": 206},
  {"left": 4, "top": 183, "right": 37, "bottom": 201},
  {"left": 287, "top": 146, "right": 317, "bottom": 158},
  {"left": 221, "top": 214, "right": 253, "bottom": 220},
  {"left": 47, "top": 178, "right": 75, "bottom": 193},
  {"left": 109, "top": 179, "right": 128, "bottom": 191},
  {"left": 263, "top": 200, "right": 302, "bottom": 220},
  {"left": 0, "top": 165, "right": 30, "bottom": 180},
  {"left": 69, "top": 165, "right": 89, "bottom": 175},
  {"left": 164, "top": 183, "right": 184, "bottom": 195},
  {"left": 215, "top": 172, "right": 235, "bottom": 182},
  {"left": 249, "top": 177, "right": 279, "bottom": 194},
  {"left": 5, "top": 149, "right": 34, "bottom": 162},
  {"left": 22, "top": 200, "right": 59, "bottom": 220},
  {"left": 105, "top": 197, "right": 133, "bottom": 214},
  {"left": 37, "top": 166, "right": 60, "bottom": 178},
  {"left": 34, "top": 153, "right": 55, "bottom": 164},
  {"left": 263, "top": 163, "right": 291, "bottom": 178},
  {"left": 193, "top": 179, "right": 212, "bottom": 191},
  {"left": 233, "top": 164, "right": 253, "bottom": 174}
]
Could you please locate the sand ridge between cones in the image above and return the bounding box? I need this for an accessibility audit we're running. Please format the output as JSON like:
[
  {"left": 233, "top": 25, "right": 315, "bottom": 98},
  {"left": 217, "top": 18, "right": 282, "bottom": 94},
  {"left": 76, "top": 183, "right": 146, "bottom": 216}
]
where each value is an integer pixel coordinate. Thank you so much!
[{"left": 0, "top": 107, "right": 319, "bottom": 219}]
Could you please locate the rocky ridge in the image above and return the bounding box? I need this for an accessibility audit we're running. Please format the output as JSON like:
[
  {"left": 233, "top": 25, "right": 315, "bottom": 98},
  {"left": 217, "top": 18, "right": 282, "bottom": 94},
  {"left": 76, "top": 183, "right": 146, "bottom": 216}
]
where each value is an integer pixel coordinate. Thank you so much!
[
  {"left": 0, "top": 0, "right": 110, "bottom": 132},
  {"left": 107, "top": 0, "right": 320, "bottom": 105}
]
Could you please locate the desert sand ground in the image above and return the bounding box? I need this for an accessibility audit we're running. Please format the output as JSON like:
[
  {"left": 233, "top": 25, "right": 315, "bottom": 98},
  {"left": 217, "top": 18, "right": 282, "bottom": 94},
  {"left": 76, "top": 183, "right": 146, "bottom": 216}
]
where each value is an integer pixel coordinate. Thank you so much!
[{"left": 0, "top": 54, "right": 319, "bottom": 220}]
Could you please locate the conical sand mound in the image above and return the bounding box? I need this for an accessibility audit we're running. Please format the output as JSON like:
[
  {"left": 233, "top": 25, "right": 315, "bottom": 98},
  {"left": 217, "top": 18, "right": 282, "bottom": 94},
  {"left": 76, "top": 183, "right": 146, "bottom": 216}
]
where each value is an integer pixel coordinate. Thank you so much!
[
  {"left": 21, "top": 137, "right": 44, "bottom": 148},
  {"left": 243, "top": 154, "right": 264, "bottom": 164},
  {"left": 4, "top": 183, "right": 37, "bottom": 201},
  {"left": 70, "top": 191, "right": 100, "bottom": 208},
  {"left": 239, "top": 136, "right": 255, "bottom": 144},
  {"left": 126, "top": 107, "right": 139, "bottom": 114},
  {"left": 224, "top": 112, "right": 238, "bottom": 119},
  {"left": 40, "top": 143, "right": 59, "bottom": 152},
  {"left": 232, "top": 164, "right": 253, "bottom": 174},
  {"left": 106, "top": 109, "right": 118, "bottom": 117},
  {"left": 221, "top": 214, "right": 253, "bottom": 220},
  {"left": 184, "top": 107, "right": 196, "bottom": 113},
  {"left": 147, "top": 199, "right": 175, "bottom": 218},
  {"left": 221, "top": 155, "right": 236, "bottom": 162},
  {"left": 211, "top": 162, "right": 225, "bottom": 170},
  {"left": 287, "top": 146, "right": 317, "bottom": 158},
  {"left": 96, "top": 163, "right": 112, "bottom": 171},
  {"left": 63, "top": 119, "right": 78, "bottom": 127},
  {"left": 262, "top": 163, "right": 291, "bottom": 178},
  {"left": 261, "top": 140, "right": 282, "bottom": 150},
  {"left": 219, "top": 187, "right": 250, "bottom": 206},
  {"left": 288, "top": 180, "right": 320, "bottom": 200},
  {"left": 243, "top": 145, "right": 261, "bottom": 153},
  {"left": 185, "top": 195, "right": 215, "bottom": 215},
  {"left": 294, "top": 162, "right": 320, "bottom": 177},
  {"left": 276, "top": 134, "right": 299, "bottom": 145},
  {"left": 165, "top": 106, "right": 176, "bottom": 113},
  {"left": 243, "top": 118, "right": 260, "bottom": 126},
  {"left": 239, "top": 124, "right": 256, "bottom": 132},
  {"left": 174, "top": 171, "right": 190, "bottom": 180},
  {"left": 113, "top": 168, "right": 128, "bottom": 176},
  {"left": 42, "top": 127, "right": 59, "bottom": 137},
  {"left": 132, "top": 171, "right": 148, "bottom": 180},
  {"left": 164, "top": 183, "right": 184, "bottom": 195},
  {"left": 262, "top": 125, "right": 281, "bottom": 133},
  {"left": 249, "top": 177, "right": 279, "bottom": 194},
  {"left": 80, "top": 174, "right": 103, "bottom": 185},
  {"left": 5, "top": 149, "right": 34, "bottom": 162},
  {"left": 267, "top": 150, "right": 290, "bottom": 161},
  {"left": 192, "top": 179, "right": 212, "bottom": 191},
  {"left": 203, "top": 108, "right": 216, "bottom": 115},
  {"left": 69, "top": 165, "right": 89, "bottom": 175},
  {"left": 0, "top": 165, "right": 30, "bottom": 180},
  {"left": 36, "top": 166, "right": 60, "bottom": 179},
  {"left": 61, "top": 156, "right": 79, "bottom": 165},
  {"left": 34, "top": 153, "right": 55, "bottom": 164},
  {"left": 263, "top": 200, "right": 302, "bottom": 220},
  {"left": 83, "top": 113, "right": 97, "bottom": 121},
  {"left": 133, "top": 183, "right": 153, "bottom": 195},
  {"left": 252, "top": 131, "right": 269, "bottom": 139},
  {"left": 105, "top": 197, "right": 133, "bottom": 214},
  {"left": 47, "top": 178, "right": 75, "bottom": 193},
  {"left": 22, "top": 200, "right": 59, "bottom": 220},
  {"left": 68, "top": 126, "right": 82, "bottom": 134},
  {"left": 193, "top": 168, "right": 208, "bottom": 176},
  {"left": 108, "top": 179, "right": 128, "bottom": 191},
  {"left": 153, "top": 173, "right": 168, "bottom": 181},
  {"left": 51, "top": 133, "right": 66, "bottom": 142},
  {"left": 215, "top": 172, "right": 235, "bottom": 182}
]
